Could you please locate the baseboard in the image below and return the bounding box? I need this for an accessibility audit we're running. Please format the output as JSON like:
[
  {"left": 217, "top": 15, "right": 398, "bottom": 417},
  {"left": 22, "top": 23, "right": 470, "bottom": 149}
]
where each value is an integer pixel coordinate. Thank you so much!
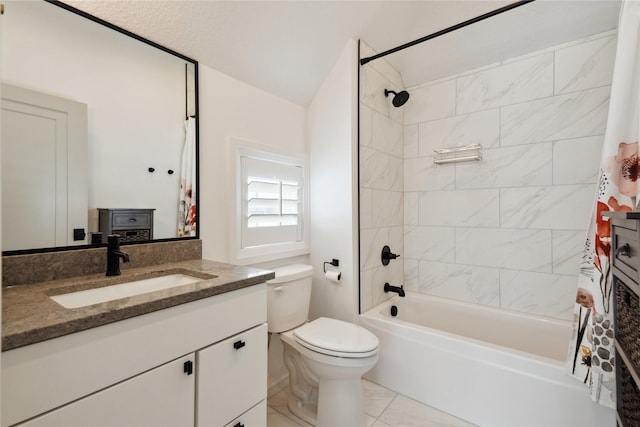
[{"left": 268, "top": 373, "right": 289, "bottom": 397}]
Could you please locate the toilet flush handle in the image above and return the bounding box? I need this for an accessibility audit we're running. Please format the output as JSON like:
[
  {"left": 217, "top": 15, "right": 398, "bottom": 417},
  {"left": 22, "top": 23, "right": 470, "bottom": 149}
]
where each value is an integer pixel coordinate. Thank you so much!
[{"left": 273, "top": 286, "right": 285, "bottom": 292}]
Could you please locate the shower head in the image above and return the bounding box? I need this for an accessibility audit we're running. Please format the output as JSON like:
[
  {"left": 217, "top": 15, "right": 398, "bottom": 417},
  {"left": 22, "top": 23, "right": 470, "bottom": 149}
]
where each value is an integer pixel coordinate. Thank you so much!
[{"left": 384, "top": 89, "right": 410, "bottom": 107}]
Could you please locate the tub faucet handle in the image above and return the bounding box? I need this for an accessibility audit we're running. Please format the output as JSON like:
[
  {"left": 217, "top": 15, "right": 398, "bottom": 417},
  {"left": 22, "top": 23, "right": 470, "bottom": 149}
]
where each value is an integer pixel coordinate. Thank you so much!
[{"left": 381, "top": 245, "right": 400, "bottom": 266}]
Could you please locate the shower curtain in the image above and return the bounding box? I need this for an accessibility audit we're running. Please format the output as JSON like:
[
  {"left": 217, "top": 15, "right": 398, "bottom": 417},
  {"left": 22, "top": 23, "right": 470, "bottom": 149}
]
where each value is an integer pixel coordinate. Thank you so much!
[
  {"left": 178, "top": 117, "right": 197, "bottom": 237},
  {"left": 566, "top": 0, "right": 640, "bottom": 408}
]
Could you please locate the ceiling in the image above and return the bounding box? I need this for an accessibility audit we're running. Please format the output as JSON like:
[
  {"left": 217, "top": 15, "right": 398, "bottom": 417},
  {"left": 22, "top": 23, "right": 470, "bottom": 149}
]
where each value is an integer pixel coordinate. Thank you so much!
[{"left": 64, "top": 0, "right": 621, "bottom": 107}]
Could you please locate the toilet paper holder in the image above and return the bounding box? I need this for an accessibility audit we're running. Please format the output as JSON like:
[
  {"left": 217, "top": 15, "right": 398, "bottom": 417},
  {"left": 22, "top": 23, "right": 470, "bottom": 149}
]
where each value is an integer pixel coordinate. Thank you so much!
[
  {"left": 323, "top": 259, "right": 341, "bottom": 283},
  {"left": 323, "top": 258, "right": 339, "bottom": 272}
]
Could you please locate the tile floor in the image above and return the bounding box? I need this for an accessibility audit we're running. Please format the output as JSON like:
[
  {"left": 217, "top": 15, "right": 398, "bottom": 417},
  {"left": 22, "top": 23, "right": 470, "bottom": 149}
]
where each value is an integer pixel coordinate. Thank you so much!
[{"left": 267, "top": 379, "right": 476, "bottom": 427}]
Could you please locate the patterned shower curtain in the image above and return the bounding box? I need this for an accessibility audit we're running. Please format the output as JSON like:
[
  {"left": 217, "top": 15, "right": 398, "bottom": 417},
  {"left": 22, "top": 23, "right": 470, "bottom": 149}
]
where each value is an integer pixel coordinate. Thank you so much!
[
  {"left": 178, "top": 116, "right": 197, "bottom": 237},
  {"left": 566, "top": 0, "right": 640, "bottom": 408}
]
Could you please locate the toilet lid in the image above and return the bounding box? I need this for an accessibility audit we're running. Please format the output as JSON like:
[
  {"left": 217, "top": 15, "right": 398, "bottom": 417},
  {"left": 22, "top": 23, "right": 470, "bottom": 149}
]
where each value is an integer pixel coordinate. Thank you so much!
[{"left": 293, "top": 317, "right": 379, "bottom": 357}]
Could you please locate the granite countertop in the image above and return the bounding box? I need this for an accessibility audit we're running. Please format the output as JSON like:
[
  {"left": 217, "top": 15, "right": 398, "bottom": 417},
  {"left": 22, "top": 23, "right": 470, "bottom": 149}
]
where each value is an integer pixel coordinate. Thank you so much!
[{"left": 2, "top": 259, "right": 274, "bottom": 351}]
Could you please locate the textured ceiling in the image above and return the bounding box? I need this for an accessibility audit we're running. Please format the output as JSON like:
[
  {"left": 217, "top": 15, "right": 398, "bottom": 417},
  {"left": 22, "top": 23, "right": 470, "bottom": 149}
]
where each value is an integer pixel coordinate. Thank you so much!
[{"left": 64, "top": 1, "right": 621, "bottom": 107}]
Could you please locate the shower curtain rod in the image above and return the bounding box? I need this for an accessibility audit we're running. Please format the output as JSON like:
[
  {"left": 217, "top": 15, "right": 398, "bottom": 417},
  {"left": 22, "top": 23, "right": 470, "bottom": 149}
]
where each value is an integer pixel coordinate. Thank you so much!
[{"left": 360, "top": 0, "right": 536, "bottom": 66}]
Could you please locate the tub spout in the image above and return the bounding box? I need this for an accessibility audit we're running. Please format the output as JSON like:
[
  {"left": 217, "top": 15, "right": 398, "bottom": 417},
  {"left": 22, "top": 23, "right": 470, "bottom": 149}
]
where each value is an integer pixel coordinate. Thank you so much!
[{"left": 384, "top": 282, "right": 405, "bottom": 297}]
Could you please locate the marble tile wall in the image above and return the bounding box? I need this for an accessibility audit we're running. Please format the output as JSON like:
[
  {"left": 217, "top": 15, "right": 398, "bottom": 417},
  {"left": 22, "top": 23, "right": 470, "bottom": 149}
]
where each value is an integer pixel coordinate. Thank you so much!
[
  {"left": 359, "top": 31, "right": 617, "bottom": 320},
  {"left": 359, "top": 41, "right": 405, "bottom": 312},
  {"left": 400, "top": 31, "right": 616, "bottom": 320}
]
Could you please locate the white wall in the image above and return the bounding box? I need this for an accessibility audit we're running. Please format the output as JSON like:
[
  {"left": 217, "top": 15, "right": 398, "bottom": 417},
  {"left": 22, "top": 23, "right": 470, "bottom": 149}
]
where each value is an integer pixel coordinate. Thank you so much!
[
  {"left": 198, "top": 64, "right": 308, "bottom": 388},
  {"left": 307, "top": 39, "right": 359, "bottom": 323},
  {"left": 198, "top": 65, "right": 307, "bottom": 263}
]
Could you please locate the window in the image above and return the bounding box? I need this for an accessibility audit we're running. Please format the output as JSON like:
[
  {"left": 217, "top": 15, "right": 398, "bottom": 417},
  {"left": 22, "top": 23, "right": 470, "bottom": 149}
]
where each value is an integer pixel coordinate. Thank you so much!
[
  {"left": 232, "top": 143, "right": 309, "bottom": 264},
  {"left": 241, "top": 156, "right": 303, "bottom": 247}
]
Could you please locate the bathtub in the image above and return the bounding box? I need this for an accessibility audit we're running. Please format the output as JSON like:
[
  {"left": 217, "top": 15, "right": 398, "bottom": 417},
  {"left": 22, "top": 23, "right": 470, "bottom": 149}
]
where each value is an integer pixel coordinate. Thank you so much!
[{"left": 358, "top": 293, "right": 615, "bottom": 427}]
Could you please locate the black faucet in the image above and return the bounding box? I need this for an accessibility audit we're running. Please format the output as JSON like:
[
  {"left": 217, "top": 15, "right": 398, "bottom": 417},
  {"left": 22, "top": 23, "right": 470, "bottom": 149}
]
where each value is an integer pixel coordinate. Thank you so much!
[
  {"left": 381, "top": 245, "right": 400, "bottom": 266},
  {"left": 384, "top": 282, "right": 405, "bottom": 297},
  {"left": 106, "top": 235, "right": 130, "bottom": 276}
]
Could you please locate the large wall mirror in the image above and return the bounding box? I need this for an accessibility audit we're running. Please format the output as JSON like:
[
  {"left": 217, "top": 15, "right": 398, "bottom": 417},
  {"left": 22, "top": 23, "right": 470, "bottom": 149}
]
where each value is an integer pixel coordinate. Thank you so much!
[{"left": 1, "top": 0, "right": 199, "bottom": 254}]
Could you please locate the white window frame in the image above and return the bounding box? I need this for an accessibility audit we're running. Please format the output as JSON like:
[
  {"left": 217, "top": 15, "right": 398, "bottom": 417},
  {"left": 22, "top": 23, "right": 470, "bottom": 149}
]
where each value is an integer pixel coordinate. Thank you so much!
[{"left": 230, "top": 140, "right": 309, "bottom": 265}]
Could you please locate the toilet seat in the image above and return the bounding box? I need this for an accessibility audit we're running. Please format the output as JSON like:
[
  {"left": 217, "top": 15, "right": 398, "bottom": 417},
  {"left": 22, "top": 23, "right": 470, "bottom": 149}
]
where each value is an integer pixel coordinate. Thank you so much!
[{"left": 293, "top": 317, "right": 379, "bottom": 358}]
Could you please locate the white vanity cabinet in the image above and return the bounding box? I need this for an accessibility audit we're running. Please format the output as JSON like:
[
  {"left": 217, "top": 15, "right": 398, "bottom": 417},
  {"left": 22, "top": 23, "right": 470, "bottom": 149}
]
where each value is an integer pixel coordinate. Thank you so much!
[
  {"left": 2, "top": 284, "right": 267, "bottom": 427},
  {"left": 17, "top": 354, "right": 196, "bottom": 427},
  {"left": 225, "top": 400, "right": 268, "bottom": 427},
  {"left": 197, "top": 323, "right": 268, "bottom": 426}
]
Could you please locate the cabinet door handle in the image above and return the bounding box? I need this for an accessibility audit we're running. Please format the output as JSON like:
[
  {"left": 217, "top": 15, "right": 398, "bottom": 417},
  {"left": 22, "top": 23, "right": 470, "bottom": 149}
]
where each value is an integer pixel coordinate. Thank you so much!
[
  {"left": 128, "top": 218, "right": 137, "bottom": 222},
  {"left": 233, "top": 340, "right": 246, "bottom": 350},
  {"left": 233, "top": 423, "right": 244, "bottom": 427},
  {"left": 616, "top": 243, "right": 631, "bottom": 257},
  {"left": 183, "top": 360, "right": 193, "bottom": 375}
]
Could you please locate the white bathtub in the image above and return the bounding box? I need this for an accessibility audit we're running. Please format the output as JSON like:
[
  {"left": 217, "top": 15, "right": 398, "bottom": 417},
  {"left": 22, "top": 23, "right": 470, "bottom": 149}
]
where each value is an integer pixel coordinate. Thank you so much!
[{"left": 358, "top": 293, "right": 615, "bottom": 427}]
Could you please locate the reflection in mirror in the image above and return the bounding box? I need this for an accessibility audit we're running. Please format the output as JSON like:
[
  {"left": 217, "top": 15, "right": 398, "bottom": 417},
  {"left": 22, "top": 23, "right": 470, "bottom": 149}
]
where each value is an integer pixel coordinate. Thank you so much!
[{"left": 1, "top": 0, "right": 198, "bottom": 253}]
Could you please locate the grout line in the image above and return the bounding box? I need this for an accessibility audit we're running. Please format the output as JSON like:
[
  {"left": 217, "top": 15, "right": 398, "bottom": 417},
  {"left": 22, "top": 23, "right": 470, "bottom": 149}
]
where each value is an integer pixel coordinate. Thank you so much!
[
  {"left": 552, "top": 50, "right": 556, "bottom": 95},
  {"left": 375, "top": 392, "right": 400, "bottom": 425}
]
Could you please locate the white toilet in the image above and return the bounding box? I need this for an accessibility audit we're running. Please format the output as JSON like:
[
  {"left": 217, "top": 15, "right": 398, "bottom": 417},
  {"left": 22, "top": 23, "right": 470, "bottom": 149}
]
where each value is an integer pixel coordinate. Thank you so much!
[{"left": 267, "top": 264, "right": 379, "bottom": 427}]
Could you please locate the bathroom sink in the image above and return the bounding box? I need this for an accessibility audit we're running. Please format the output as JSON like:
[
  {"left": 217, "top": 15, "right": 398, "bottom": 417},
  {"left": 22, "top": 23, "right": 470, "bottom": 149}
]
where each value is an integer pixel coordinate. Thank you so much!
[{"left": 50, "top": 272, "right": 214, "bottom": 309}]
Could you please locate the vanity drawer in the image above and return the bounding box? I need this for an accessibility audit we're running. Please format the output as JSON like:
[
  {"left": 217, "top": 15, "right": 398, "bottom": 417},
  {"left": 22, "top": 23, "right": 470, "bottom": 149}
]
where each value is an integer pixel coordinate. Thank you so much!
[
  {"left": 98, "top": 208, "right": 154, "bottom": 241},
  {"left": 224, "top": 399, "right": 266, "bottom": 427},
  {"left": 612, "top": 225, "right": 640, "bottom": 284},
  {"left": 112, "top": 212, "right": 152, "bottom": 228}
]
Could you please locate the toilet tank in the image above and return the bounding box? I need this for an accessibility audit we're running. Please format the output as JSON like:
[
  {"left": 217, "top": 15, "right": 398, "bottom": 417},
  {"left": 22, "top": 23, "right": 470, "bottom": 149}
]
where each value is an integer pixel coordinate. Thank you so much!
[{"left": 266, "top": 264, "right": 313, "bottom": 333}]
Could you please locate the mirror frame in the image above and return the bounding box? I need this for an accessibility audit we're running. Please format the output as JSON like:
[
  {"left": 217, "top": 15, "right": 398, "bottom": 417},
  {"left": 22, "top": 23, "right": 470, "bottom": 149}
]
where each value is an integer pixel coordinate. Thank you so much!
[{"left": 2, "top": 0, "right": 200, "bottom": 256}]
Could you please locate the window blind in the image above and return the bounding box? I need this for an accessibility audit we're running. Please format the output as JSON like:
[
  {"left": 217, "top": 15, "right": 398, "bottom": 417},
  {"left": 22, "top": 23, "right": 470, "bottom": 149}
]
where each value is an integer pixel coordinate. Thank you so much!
[{"left": 240, "top": 156, "right": 303, "bottom": 248}]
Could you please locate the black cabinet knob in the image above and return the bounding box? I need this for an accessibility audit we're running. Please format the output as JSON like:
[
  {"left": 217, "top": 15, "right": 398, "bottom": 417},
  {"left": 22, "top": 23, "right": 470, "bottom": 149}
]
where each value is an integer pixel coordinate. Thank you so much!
[
  {"left": 183, "top": 360, "right": 193, "bottom": 375},
  {"left": 233, "top": 340, "right": 246, "bottom": 350},
  {"left": 233, "top": 423, "right": 244, "bottom": 427}
]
